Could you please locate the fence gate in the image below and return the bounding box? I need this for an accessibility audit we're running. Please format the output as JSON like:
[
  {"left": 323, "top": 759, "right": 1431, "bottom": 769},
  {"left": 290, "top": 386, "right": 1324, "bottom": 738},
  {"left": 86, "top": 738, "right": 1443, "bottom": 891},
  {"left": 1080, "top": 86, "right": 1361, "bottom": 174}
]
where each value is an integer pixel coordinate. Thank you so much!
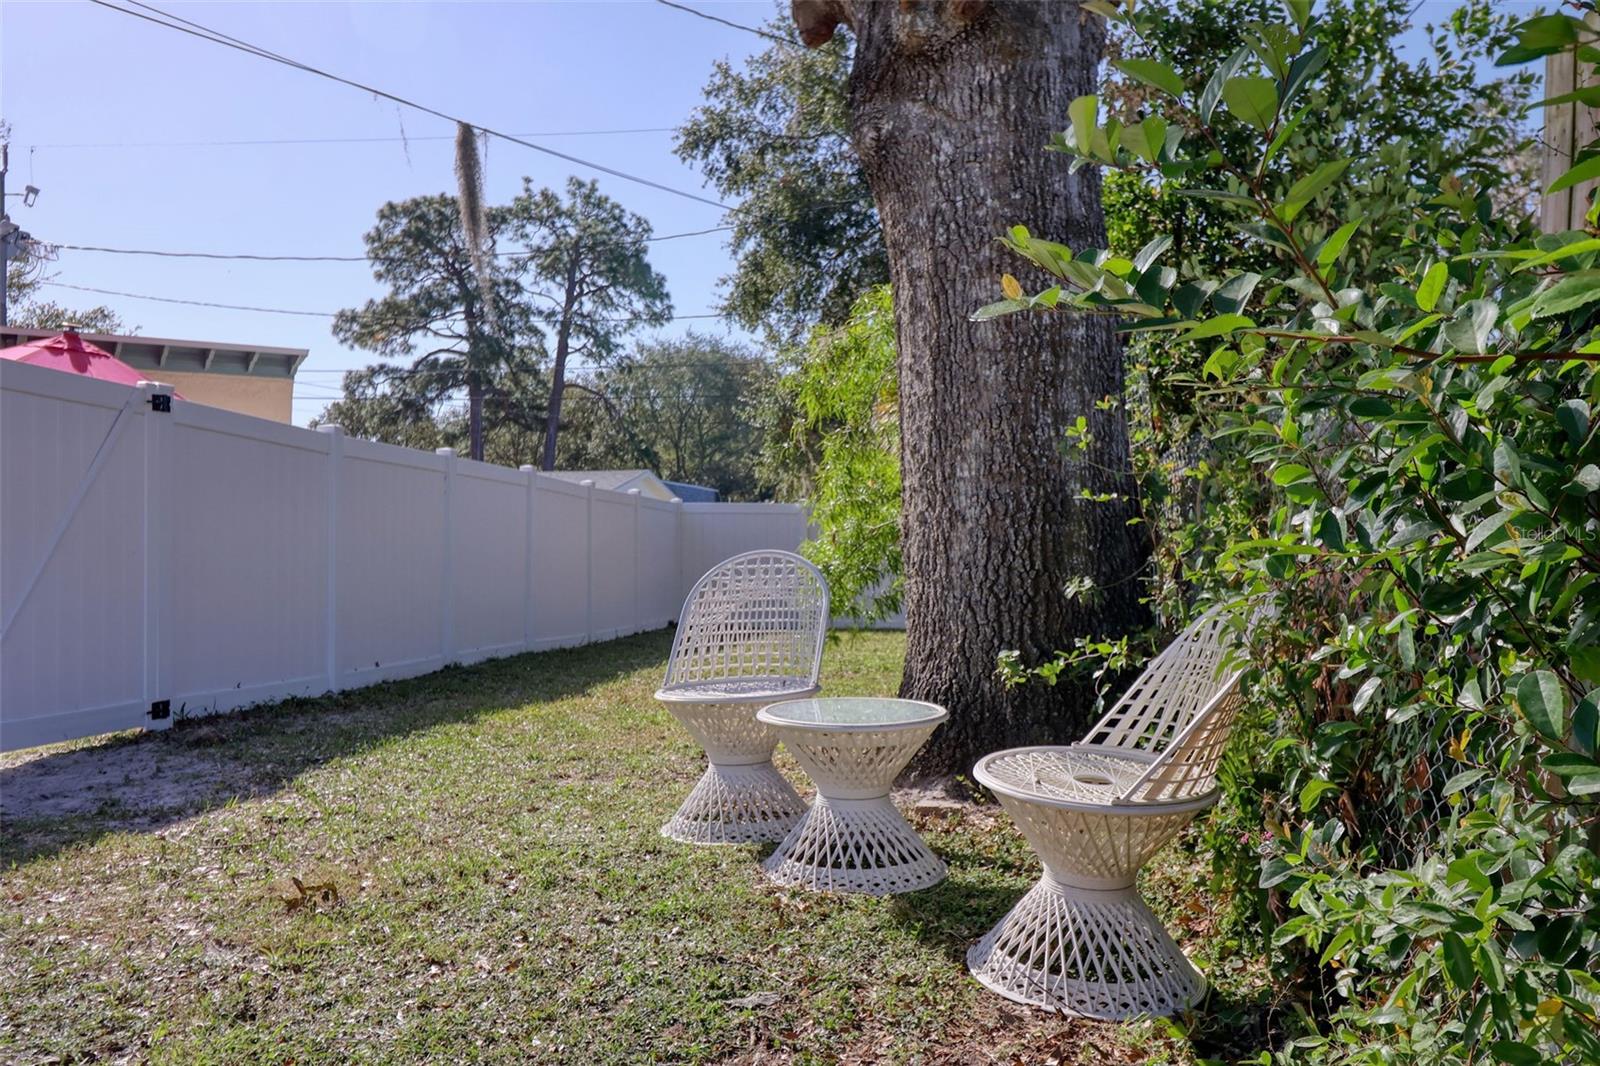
[{"left": 1, "top": 366, "right": 175, "bottom": 750}]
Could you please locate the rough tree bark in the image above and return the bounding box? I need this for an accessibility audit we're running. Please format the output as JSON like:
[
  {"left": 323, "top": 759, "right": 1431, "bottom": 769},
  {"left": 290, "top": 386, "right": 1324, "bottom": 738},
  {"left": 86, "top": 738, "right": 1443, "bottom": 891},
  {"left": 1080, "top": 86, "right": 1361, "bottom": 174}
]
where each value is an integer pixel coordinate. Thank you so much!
[{"left": 794, "top": 0, "right": 1147, "bottom": 777}]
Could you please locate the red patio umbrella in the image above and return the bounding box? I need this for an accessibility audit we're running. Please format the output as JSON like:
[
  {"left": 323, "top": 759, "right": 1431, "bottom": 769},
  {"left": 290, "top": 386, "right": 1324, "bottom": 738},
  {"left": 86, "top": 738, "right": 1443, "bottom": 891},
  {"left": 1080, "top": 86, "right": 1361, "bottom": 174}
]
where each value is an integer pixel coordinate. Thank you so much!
[{"left": 0, "top": 330, "right": 184, "bottom": 397}]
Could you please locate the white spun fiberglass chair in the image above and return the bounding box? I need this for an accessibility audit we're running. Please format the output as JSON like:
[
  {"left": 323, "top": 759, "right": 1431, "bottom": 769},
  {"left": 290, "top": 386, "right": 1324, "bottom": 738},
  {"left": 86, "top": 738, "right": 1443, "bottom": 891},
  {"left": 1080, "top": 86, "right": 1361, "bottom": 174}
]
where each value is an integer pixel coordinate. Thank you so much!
[
  {"left": 967, "top": 609, "right": 1246, "bottom": 1020},
  {"left": 655, "top": 550, "right": 830, "bottom": 845}
]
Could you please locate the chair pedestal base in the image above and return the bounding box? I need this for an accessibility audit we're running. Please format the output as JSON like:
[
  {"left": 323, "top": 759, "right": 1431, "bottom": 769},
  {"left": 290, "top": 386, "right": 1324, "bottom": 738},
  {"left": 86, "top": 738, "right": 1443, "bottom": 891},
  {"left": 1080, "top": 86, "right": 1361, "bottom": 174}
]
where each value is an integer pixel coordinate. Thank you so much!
[
  {"left": 761, "top": 795, "right": 947, "bottom": 896},
  {"left": 661, "top": 761, "right": 805, "bottom": 845},
  {"left": 966, "top": 876, "right": 1204, "bottom": 1020}
]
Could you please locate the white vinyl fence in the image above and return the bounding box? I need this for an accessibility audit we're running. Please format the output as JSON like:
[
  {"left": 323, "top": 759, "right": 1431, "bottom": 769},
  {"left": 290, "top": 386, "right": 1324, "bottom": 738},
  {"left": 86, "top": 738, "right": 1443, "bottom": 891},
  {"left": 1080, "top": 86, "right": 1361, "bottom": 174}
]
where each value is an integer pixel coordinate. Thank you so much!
[{"left": 0, "top": 360, "right": 809, "bottom": 752}]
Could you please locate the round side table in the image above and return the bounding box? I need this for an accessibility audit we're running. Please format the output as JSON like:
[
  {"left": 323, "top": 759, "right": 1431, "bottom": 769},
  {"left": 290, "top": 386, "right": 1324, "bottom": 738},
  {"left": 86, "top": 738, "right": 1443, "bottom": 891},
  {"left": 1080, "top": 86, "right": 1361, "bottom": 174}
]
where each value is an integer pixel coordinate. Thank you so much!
[{"left": 757, "top": 697, "right": 948, "bottom": 895}]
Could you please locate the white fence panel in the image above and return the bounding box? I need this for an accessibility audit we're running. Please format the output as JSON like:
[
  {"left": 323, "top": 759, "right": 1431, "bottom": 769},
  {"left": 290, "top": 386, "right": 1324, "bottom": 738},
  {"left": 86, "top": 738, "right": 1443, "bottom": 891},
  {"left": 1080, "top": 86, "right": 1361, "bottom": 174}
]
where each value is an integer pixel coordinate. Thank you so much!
[
  {"left": 679, "top": 503, "right": 811, "bottom": 600},
  {"left": 0, "top": 363, "right": 153, "bottom": 749},
  {"left": 639, "top": 497, "right": 680, "bottom": 626},
  {"left": 336, "top": 439, "right": 448, "bottom": 687},
  {"left": 452, "top": 460, "right": 529, "bottom": 664},
  {"left": 0, "top": 365, "right": 823, "bottom": 752},
  {"left": 530, "top": 476, "right": 589, "bottom": 648},
  {"left": 169, "top": 403, "right": 328, "bottom": 714},
  {"left": 590, "top": 489, "right": 637, "bottom": 641}
]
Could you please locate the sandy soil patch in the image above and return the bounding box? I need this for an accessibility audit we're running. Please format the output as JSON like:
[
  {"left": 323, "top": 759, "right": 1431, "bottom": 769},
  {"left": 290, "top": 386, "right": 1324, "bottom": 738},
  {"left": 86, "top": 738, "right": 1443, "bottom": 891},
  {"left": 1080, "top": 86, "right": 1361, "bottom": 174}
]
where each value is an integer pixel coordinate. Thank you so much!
[{"left": 0, "top": 731, "right": 260, "bottom": 825}]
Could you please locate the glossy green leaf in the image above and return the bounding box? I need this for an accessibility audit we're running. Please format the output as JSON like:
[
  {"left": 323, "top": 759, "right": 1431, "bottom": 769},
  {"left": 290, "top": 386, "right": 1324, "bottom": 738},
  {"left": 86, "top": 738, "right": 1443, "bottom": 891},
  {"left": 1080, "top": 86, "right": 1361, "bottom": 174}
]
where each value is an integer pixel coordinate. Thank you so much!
[
  {"left": 1281, "top": 45, "right": 1329, "bottom": 109},
  {"left": 1417, "top": 261, "right": 1448, "bottom": 312},
  {"left": 1573, "top": 690, "right": 1599, "bottom": 757},
  {"left": 1281, "top": 159, "right": 1351, "bottom": 222},
  {"left": 1199, "top": 46, "right": 1252, "bottom": 123},
  {"left": 1222, "top": 76, "right": 1280, "bottom": 132},
  {"left": 1317, "top": 219, "right": 1361, "bottom": 269},
  {"left": 1132, "top": 235, "right": 1172, "bottom": 274},
  {"left": 1181, "top": 314, "right": 1256, "bottom": 340},
  {"left": 1549, "top": 153, "right": 1600, "bottom": 195},
  {"left": 1516, "top": 670, "right": 1567, "bottom": 741},
  {"left": 1488, "top": 1041, "right": 1544, "bottom": 1066},
  {"left": 1299, "top": 778, "right": 1340, "bottom": 812},
  {"left": 1465, "top": 510, "right": 1514, "bottom": 552},
  {"left": 1540, "top": 85, "right": 1600, "bottom": 108},
  {"left": 1568, "top": 464, "right": 1600, "bottom": 495},
  {"left": 1530, "top": 271, "right": 1600, "bottom": 319},
  {"left": 1442, "top": 932, "right": 1475, "bottom": 990},
  {"left": 1443, "top": 299, "right": 1498, "bottom": 353},
  {"left": 1511, "top": 237, "right": 1600, "bottom": 272},
  {"left": 1114, "top": 58, "right": 1186, "bottom": 99},
  {"left": 1213, "top": 272, "right": 1262, "bottom": 314},
  {"left": 1557, "top": 399, "right": 1590, "bottom": 446},
  {"left": 970, "top": 298, "right": 1029, "bottom": 322},
  {"left": 1068, "top": 95, "right": 1098, "bottom": 155}
]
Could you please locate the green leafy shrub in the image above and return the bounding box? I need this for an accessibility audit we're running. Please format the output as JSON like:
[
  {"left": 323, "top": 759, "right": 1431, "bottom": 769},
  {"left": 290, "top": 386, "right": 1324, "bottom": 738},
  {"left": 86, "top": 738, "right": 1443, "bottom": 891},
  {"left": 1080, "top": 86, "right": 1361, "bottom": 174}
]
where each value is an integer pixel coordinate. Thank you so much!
[
  {"left": 764, "top": 286, "right": 902, "bottom": 622},
  {"left": 985, "top": 2, "right": 1600, "bottom": 1061}
]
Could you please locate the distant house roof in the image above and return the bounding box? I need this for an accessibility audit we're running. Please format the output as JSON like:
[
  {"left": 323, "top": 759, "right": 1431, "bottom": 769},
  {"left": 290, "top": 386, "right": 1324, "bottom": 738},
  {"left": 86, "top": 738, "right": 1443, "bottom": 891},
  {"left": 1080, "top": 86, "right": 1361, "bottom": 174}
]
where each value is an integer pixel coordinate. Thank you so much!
[
  {"left": 663, "top": 480, "right": 720, "bottom": 503},
  {"left": 0, "top": 327, "right": 308, "bottom": 380},
  {"left": 545, "top": 469, "right": 720, "bottom": 502}
]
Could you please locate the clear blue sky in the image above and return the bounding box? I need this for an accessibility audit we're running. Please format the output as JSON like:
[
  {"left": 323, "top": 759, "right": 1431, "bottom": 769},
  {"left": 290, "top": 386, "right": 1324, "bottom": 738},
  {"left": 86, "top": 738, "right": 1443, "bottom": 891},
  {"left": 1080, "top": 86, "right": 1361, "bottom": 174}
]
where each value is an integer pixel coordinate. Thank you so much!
[
  {"left": 2, "top": 0, "right": 777, "bottom": 424},
  {"left": 1, "top": 1, "right": 1547, "bottom": 426}
]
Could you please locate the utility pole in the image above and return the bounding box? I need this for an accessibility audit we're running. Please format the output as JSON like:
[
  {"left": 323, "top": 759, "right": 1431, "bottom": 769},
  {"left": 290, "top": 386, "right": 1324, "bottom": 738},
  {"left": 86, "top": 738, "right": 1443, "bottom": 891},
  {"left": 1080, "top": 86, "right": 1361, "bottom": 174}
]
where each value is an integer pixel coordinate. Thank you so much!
[
  {"left": 0, "top": 140, "right": 41, "bottom": 328},
  {"left": 1, "top": 142, "right": 11, "bottom": 327}
]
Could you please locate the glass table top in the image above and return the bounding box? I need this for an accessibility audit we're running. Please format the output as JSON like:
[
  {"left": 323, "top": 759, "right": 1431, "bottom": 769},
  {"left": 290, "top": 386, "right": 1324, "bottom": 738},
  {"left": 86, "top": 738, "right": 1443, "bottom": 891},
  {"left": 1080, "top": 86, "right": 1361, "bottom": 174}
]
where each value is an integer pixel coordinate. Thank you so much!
[{"left": 759, "top": 697, "right": 948, "bottom": 730}]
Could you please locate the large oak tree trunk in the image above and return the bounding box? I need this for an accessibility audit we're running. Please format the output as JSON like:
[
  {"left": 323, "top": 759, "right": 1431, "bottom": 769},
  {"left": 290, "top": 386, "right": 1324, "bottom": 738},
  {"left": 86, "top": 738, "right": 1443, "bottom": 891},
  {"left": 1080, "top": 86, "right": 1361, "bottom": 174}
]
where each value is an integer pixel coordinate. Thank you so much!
[{"left": 796, "top": 0, "right": 1147, "bottom": 777}]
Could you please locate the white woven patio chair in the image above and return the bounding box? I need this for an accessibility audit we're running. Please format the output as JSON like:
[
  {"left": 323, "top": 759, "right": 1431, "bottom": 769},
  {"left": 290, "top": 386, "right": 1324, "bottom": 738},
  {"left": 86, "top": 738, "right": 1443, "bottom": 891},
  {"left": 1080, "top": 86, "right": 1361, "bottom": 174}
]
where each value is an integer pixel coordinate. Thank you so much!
[
  {"left": 655, "top": 550, "right": 829, "bottom": 845},
  {"left": 967, "top": 609, "right": 1246, "bottom": 1020}
]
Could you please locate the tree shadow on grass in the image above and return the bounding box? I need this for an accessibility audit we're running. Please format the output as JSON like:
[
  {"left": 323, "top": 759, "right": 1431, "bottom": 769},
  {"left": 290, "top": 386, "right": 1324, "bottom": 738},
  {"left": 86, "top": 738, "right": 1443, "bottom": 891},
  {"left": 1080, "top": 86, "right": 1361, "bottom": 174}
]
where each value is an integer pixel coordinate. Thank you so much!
[
  {"left": 1175, "top": 983, "right": 1294, "bottom": 1063},
  {"left": 885, "top": 873, "right": 1027, "bottom": 961},
  {"left": 880, "top": 820, "right": 1036, "bottom": 964},
  {"left": 0, "top": 628, "right": 675, "bottom": 867}
]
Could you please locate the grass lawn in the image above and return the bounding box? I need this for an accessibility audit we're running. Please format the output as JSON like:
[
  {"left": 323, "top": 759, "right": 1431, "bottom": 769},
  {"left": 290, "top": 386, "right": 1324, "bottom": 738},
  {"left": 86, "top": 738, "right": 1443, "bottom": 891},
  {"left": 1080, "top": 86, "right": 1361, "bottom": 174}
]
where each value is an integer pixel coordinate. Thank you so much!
[{"left": 1, "top": 629, "right": 1269, "bottom": 1064}]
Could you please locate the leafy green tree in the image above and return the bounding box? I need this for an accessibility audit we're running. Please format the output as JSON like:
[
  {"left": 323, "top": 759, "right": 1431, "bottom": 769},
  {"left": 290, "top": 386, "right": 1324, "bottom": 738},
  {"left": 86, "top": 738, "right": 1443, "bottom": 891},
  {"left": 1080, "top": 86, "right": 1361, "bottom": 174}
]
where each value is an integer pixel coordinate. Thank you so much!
[
  {"left": 1102, "top": 0, "right": 1538, "bottom": 424},
  {"left": 987, "top": 4, "right": 1600, "bottom": 1060},
  {"left": 10, "top": 299, "right": 125, "bottom": 334},
  {"left": 501, "top": 177, "right": 672, "bottom": 470},
  {"left": 6, "top": 243, "right": 125, "bottom": 334},
  {"left": 312, "top": 360, "right": 549, "bottom": 468},
  {"left": 763, "top": 286, "right": 899, "bottom": 619},
  {"left": 676, "top": 15, "right": 884, "bottom": 344},
  {"left": 559, "top": 332, "right": 773, "bottom": 499},
  {"left": 332, "top": 193, "right": 538, "bottom": 461}
]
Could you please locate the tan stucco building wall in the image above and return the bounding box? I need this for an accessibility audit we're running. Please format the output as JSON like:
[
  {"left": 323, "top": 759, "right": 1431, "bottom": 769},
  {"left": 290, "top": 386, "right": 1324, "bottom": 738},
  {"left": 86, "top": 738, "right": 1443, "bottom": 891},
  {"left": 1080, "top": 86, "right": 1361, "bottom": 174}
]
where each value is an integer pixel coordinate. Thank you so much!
[{"left": 154, "top": 372, "right": 294, "bottom": 423}]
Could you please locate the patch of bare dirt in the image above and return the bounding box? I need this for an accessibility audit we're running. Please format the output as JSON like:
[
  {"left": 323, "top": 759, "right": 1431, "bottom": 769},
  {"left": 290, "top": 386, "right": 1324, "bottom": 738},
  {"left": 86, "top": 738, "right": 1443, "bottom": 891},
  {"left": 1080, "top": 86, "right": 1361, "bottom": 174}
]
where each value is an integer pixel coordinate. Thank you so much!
[{"left": 0, "top": 733, "right": 261, "bottom": 826}]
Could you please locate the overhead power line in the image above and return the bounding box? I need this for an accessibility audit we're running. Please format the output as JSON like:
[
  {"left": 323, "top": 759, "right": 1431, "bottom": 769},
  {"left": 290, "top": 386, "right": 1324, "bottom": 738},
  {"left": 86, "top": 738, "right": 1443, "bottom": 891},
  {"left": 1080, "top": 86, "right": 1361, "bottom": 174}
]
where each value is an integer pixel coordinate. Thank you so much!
[
  {"left": 653, "top": 0, "right": 802, "bottom": 49},
  {"left": 30, "top": 128, "right": 678, "bottom": 150},
  {"left": 297, "top": 359, "right": 763, "bottom": 375},
  {"left": 87, "top": 0, "right": 731, "bottom": 210},
  {"left": 43, "top": 281, "right": 337, "bottom": 317},
  {"left": 49, "top": 225, "right": 735, "bottom": 263},
  {"left": 41, "top": 280, "right": 735, "bottom": 324}
]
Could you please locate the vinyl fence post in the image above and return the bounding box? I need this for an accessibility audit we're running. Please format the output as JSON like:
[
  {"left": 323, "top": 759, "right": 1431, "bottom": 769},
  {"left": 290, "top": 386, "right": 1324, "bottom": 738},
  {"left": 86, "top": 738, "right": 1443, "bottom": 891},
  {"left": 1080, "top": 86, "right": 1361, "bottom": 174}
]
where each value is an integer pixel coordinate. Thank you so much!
[
  {"left": 628, "top": 488, "right": 642, "bottom": 634},
  {"left": 669, "top": 496, "right": 682, "bottom": 627},
  {"left": 521, "top": 465, "right": 537, "bottom": 652},
  {"left": 675, "top": 496, "right": 689, "bottom": 604},
  {"left": 581, "top": 478, "right": 595, "bottom": 645},
  {"left": 437, "top": 447, "right": 457, "bottom": 666},
  {"left": 317, "top": 425, "right": 344, "bottom": 693},
  {"left": 139, "top": 381, "right": 176, "bottom": 731}
]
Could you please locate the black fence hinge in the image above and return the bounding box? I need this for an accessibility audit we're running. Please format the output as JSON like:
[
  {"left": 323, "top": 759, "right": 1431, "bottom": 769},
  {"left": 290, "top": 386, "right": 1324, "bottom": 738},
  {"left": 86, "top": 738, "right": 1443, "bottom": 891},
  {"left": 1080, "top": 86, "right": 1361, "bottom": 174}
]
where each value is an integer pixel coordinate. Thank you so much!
[
  {"left": 148, "top": 699, "right": 171, "bottom": 720},
  {"left": 148, "top": 394, "right": 172, "bottom": 413}
]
